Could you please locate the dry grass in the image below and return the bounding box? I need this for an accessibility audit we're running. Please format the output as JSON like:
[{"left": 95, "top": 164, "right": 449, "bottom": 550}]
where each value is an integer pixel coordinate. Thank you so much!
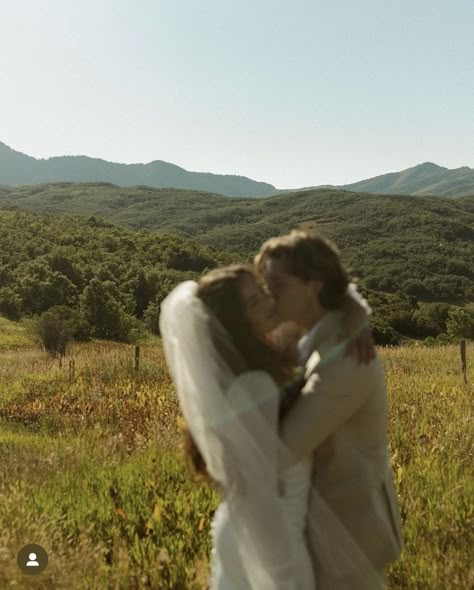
[{"left": 0, "top": 323, "right": 472, "bottom": 588}]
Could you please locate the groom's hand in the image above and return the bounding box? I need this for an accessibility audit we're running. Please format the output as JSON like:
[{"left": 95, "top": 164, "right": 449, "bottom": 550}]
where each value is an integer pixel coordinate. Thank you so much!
[
  {"left": 340, "top": 285, "right": 376, "bottom": 365},
  {"left": 343, "top": 325, "right": 376, "bottom": 364}
]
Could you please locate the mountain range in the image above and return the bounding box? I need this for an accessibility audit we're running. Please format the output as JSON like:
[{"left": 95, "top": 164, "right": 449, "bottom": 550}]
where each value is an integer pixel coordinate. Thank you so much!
[
  {"left": 1, "top": 140, "right": 473, "bottom": 198},
  {"left": 337, "top": 162, "right": 474, "bottom": 198},
  {"left": 0, "top": 141, "right": 274, "bottom": 198}
]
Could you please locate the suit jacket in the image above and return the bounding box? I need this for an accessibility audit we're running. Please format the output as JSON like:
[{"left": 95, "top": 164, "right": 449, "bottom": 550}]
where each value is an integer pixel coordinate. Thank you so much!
[{"left": 280, "top": 310, "right": 403, "bottom": 571}]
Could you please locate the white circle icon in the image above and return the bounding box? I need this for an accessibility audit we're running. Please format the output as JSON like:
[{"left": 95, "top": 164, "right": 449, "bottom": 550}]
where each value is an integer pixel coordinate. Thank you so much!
[{"left": 26, "top": 552, "right": 40, "bottom": 567}]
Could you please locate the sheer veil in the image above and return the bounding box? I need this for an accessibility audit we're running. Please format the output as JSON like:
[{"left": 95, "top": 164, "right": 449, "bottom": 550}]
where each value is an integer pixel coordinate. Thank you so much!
[{"left": 160, "top": 280, "right": 385, "bottom": 590}]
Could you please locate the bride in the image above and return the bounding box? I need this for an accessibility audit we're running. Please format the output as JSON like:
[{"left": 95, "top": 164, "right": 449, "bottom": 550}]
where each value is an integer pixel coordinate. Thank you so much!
[{"left": 160, "top": 264, "right": 383, "bottom": 589}]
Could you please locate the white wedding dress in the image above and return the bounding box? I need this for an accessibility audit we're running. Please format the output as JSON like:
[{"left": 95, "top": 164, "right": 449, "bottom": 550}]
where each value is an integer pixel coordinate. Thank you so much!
[{"left": 208, "top": 371, "right": 315, "bottom": 590}]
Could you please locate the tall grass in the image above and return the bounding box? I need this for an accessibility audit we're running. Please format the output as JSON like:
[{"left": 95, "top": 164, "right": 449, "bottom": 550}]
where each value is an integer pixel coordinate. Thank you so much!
[{"left": 0, "top": 326, "right": 472, "bottom": 588}]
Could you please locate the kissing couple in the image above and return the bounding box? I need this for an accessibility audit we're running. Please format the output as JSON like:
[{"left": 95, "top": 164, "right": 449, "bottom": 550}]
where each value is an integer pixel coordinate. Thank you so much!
[{"left": 160, "top": 230, "right": 403, "bottom": 590}]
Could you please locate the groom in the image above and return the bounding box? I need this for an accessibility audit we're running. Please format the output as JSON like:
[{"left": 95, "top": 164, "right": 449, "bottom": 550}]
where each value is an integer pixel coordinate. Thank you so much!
[{"left": 255, "top": 230, "right": 402, "bottom": 587}]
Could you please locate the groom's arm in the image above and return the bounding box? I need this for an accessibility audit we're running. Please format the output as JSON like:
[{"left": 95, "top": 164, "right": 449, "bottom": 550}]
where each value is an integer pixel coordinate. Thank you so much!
[{"left": 279, "top": 356, "right": 377, "bottom": 470}]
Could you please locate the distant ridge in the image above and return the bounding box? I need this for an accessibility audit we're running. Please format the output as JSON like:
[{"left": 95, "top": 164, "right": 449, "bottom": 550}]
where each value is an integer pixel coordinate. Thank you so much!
[
  {"left": 273, "top": 163, "right": 474, "bottom": 198},
  {"left": 0, "top": 141, "right": 473, "bottom": 198},
  {"left": 339, "top": 162, "right": 474, "bottom": 198},
  {"left": 0, "top": 141, "right": 276, "bottom": 198}
]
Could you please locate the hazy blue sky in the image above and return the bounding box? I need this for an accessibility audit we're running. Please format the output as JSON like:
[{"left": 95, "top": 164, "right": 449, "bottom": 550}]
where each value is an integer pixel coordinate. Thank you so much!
[{"left": 1, "top": 0, "right": 472, "bottom": 188}]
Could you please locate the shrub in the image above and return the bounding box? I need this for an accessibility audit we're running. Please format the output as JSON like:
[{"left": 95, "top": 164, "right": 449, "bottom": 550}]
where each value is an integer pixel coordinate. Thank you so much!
[
  {"left": 412, "top": 303, "right": 451, "bottom": 338},
  {"left": 29, "top": 305, "right": 91, "bottom": 355},
  {"left": 143, "top": 302, "right": 161, "bottom": 336},
  {"left": 0, "top": 287, "right": 22, "bottom": 321},
  {"left": 446, "top": 307, "right": 474, "bottom": 340},
  {"left": 80, "top": 279, "right": 135, "bottom": 341},
  {"left": 371, "top": 318, "right": 401, "bottom": 346}
]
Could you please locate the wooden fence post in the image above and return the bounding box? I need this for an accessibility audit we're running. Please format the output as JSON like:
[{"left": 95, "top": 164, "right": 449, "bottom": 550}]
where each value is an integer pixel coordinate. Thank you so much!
[
  {"left": 135, "top": 346, "right": 140, "bottom": 371},
  {"left": 69, "top": 358, "right": 75, "bottom": 382},
  {"left": 460, "top": 339, "right": 467, "bottom": 384},
  {"left": 58, "top": 344, "right": 66, "bottom": 368}
]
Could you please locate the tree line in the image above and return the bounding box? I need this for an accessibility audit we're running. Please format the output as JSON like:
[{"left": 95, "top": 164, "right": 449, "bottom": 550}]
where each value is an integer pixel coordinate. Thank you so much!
[{"left": 0, "top": 207, "right": 472, "bottom": 351}]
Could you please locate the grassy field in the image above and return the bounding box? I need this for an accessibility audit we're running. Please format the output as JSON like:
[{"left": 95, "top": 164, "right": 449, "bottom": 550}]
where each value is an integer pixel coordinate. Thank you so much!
[{"left": 0, "top": 317, "right": 472, "bottom": 589}]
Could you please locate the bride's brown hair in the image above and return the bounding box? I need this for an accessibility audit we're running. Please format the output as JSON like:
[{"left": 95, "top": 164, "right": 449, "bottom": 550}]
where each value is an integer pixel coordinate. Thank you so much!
[{"left": 180, "top": 264, "right": 297, "bottom": 487}]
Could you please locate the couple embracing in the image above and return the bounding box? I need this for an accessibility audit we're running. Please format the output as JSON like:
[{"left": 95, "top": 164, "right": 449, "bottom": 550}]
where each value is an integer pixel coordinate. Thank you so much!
[{"left": 160, "top": 230, "right": 403, "bottom": 590}]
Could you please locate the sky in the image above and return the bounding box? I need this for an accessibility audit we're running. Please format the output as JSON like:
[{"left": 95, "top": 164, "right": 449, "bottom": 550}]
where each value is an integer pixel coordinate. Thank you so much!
[{"left": 0, "top": 0, "right": 473, "bottom": 189}]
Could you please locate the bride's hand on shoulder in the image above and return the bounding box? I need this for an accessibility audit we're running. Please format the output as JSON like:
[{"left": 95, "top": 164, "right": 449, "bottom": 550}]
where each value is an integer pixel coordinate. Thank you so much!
[
  {"left": 339, "top": 286, "right": 376, "bottom": 365},
  {"left": 343, "top": 325, "right": 375, "bottom": 365}
]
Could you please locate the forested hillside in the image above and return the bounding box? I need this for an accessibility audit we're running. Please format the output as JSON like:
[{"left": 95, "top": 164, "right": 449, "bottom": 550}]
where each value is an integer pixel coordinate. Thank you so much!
[
  {"left": 1, "top": 196, "right": 473, "bottom": 344},
  {"left": 0, "top": 209, "right": 231, "bottom": 342},
  {"left": 1, "top": 183, "right": 472, "bottom": 302}
]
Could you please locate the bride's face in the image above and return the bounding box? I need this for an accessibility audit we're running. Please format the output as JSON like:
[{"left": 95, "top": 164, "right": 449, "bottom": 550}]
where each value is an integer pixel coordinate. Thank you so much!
[{"left": 239, "top": 273, "right": 279, "bottom": 337}]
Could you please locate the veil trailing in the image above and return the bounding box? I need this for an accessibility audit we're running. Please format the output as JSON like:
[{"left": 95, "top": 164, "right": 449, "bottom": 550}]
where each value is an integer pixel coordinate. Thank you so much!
[{"left": 160, "top": 281, "right": 386, "bottom": 590}]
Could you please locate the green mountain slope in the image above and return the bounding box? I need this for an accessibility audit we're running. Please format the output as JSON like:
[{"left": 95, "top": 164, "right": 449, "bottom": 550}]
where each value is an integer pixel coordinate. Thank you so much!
[
  {"left": 270, "top": 162, "right": 474, "bottom": 198},
  {"left": 0, "top": 141, "right": 276, "bottom": 197},
  {"left": 2, "top": 141, "right": 473, "bottom": 198},
  {"left": 340, "top": 162, "right": 474, "bottom": 197},
  {"left": 0, "top": 197, "right": 472, "bottom": 344},
  {"left": 0, "top": 208, "right": 232, "bottom": 341},
  {"left": 0, "top": 183, "right": 472, "bottom": 305}
]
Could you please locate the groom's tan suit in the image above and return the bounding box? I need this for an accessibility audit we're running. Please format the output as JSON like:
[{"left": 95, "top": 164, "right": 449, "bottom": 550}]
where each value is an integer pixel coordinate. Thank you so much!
[{"left": 280, "top": 310, "right": 403, "bottom": 584}]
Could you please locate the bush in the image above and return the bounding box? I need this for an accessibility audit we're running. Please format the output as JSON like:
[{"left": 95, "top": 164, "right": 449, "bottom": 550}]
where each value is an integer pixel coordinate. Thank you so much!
[
  {"left": 402, "top": 279, "right": 430, "bottom": 299},
  {"left": 412, "top": 303, "right": 451, "bottom": 338},
  {"left": 30, "top": 305, "right": 91, "bottom": 355},
  {"left": 143, "top": 271, "right": 191, "bottom": 336},
  {"left": 120, "top": 315, "right": 149, "bottom": 344},
  {"left": 0, "top": 287, "right": 22, "bottom": 321},
  {"left": 436, "top": 333, "right": 451, "bottom": 344},
  {"left": 384, "top": 305, "right": 417, "bottom": 337},
  {"left": 16, "top": 259, "right": 79, "bottom": 314},
  {"left": 80, "top": 279, "right": 135, "bottom": 341},
  {"left": 143, "top": 302, "right": 161, "bottom": 336},
  {"left": 446, "top": 307, "right": 474, "bottom": 340},
  {"left": 371, "top": 318, "right": 401, "bottom": 346}
]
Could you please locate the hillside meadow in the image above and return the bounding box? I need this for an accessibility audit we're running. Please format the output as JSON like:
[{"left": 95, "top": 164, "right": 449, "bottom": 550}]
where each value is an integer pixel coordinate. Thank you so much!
[{"left": 0, "top": 317, "right": 472, "bottom": 589}]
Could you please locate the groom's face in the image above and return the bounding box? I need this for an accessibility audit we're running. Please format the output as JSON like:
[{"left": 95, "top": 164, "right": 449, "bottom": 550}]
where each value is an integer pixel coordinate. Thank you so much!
[{"left": 263, "top": 257, "right": 321, "bottom": 327}]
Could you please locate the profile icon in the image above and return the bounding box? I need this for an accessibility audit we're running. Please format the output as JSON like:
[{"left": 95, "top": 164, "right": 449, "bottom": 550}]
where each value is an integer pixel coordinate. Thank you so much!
[
  {"left": 26, "top": 552, "right": 40, "bottom": 567},
  {"left": 17, "top": 544, "right": 48, "bottom": 575}
]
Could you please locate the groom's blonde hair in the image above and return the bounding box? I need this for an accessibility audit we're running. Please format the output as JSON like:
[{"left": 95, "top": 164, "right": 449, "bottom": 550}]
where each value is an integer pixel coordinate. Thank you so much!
[{"left": 255, "top": 230, "right": 350, "bottom": 309}]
